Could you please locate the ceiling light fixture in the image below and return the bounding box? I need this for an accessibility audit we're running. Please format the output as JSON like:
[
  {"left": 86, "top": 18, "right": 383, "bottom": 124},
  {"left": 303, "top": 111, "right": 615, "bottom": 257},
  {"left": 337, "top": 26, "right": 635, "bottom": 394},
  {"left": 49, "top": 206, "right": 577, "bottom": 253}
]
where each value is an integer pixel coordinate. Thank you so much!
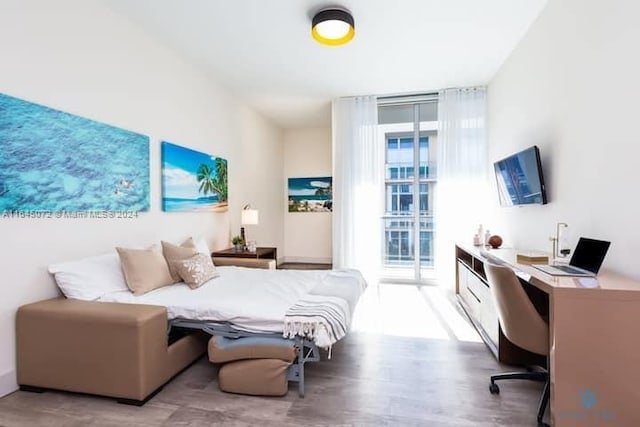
[{"left": 311, "top": 8, "right": 355, "bottom": 46}]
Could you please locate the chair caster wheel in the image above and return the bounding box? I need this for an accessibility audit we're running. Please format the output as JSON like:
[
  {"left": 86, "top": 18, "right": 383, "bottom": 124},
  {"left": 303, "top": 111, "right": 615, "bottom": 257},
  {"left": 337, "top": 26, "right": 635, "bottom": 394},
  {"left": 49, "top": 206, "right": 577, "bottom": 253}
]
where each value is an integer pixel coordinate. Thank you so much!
[{"left": 489, "top": 383, "right": 500, "bottom": 394}]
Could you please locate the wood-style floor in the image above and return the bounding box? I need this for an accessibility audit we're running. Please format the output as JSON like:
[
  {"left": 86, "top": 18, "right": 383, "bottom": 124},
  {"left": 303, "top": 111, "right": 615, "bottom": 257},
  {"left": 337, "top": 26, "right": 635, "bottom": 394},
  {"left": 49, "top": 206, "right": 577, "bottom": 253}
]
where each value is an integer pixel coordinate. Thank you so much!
[{"left": 0, "top": 285, "right": 545, "bottom": 426}]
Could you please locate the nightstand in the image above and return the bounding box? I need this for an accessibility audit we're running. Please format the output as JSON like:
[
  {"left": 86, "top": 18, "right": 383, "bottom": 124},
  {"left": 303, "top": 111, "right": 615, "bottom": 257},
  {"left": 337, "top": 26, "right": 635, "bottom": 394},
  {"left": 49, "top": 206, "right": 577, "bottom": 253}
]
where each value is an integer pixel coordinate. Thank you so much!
[{"left": 211, "top": 247, "right": 277, "bottom": 266}]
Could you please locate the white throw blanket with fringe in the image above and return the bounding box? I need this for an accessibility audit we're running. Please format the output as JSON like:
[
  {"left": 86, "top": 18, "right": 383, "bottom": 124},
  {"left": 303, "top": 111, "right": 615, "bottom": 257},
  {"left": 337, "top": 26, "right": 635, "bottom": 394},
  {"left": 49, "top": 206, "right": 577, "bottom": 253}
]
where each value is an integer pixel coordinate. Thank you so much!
[
  {"left": 283, "top": 294, "right": 351, "bottom": 349},
  {"left": 283, "top": 269, "right": 367, "bottom": 350}
]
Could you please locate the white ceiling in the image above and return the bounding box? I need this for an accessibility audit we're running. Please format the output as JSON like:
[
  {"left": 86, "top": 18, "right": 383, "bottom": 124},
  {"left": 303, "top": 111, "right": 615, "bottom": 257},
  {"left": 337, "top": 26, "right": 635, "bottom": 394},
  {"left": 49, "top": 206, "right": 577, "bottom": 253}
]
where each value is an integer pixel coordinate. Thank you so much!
[{"left": 105, "top": 0, "right": 547, "bottom": 129}]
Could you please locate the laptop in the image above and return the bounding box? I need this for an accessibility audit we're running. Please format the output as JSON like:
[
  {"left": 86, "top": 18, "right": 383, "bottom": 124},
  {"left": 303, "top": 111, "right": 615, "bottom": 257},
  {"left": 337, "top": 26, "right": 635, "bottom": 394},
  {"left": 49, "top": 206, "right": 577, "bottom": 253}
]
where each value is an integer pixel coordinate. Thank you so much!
[{"left": 532, "top": 237, "right": 611, "bottom": 277}]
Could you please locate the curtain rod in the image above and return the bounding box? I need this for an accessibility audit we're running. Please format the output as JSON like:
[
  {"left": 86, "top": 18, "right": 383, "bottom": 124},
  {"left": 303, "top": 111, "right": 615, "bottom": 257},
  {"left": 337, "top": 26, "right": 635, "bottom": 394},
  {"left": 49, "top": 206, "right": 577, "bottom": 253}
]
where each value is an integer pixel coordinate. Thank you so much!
[{"left": 377, "top": 92, "right": 439, "bottom": 106}]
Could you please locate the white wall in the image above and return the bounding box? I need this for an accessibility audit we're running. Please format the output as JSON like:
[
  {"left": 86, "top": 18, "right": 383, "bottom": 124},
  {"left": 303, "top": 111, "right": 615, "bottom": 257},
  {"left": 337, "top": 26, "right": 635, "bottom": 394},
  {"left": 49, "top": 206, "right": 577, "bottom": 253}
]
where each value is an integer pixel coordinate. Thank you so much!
[
  {"left": 488, "top": 0, "right": 640, "bottom": 277},
  {"left": 0, "top": 0, "right": 283, "bottom": 396},
  {"left": 283, "top": 128, "right": 332, "bottom": 263},
  {"left": 233, "top": 107, "right": 284, "bottom": 252}
]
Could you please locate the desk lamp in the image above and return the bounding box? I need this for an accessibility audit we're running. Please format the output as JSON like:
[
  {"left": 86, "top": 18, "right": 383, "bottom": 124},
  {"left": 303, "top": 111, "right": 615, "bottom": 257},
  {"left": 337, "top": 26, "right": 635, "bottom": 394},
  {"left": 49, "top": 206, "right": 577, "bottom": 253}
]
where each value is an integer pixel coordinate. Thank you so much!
[{"left": 240, "top": 204, "right": 259, "bottom": 249}]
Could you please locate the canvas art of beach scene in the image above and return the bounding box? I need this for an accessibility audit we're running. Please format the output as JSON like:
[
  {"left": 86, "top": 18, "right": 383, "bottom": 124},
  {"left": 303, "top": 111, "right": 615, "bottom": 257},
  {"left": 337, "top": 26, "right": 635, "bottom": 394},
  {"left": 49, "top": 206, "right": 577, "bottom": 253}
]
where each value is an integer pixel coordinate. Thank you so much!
[
  {"left": 161, "top": 141, "right": 228, "bottom": 212},
  {"left": 0, "top": 93, "right": 150, "bottom": 212},
  {"left": 288, "top": 177, "right": 332, "bottom": 212}
]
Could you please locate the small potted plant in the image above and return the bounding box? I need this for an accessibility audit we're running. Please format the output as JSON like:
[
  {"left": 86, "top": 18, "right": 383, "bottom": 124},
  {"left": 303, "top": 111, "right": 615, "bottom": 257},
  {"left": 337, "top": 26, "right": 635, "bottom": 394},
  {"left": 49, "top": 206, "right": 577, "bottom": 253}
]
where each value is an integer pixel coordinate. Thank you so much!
[{"left": 231, "top": 235, "right": 245, "bottom": 252}]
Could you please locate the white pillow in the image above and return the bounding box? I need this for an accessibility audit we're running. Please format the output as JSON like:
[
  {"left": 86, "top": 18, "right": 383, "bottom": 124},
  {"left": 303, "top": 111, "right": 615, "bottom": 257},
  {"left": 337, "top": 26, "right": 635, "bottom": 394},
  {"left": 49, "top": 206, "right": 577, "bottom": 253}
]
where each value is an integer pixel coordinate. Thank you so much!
[
  {"left": 48, "top": 252, "right": 129, "bottom": 300},
  {"left": 191, "top": 236, "right": 211, "bottom": 255}
]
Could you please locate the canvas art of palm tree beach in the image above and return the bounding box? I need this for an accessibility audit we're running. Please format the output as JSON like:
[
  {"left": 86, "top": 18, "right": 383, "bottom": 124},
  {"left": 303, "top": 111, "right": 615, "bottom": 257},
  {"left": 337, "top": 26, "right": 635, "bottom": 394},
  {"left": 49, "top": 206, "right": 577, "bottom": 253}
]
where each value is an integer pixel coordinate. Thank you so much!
[
  {"left": 288, "top": 177, "right": 332, "bottom": 212},
  {"left": 161, "top": 141, "right": 228, "bottom": 212}
]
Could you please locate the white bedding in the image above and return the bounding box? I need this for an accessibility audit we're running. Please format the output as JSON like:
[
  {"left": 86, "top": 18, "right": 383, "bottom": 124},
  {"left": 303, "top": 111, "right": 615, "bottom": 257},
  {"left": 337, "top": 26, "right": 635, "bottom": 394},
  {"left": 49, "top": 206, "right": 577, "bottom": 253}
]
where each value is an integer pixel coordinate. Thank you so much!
[{"left": 98, "top": 266, "right": 366, "bottom": 334}]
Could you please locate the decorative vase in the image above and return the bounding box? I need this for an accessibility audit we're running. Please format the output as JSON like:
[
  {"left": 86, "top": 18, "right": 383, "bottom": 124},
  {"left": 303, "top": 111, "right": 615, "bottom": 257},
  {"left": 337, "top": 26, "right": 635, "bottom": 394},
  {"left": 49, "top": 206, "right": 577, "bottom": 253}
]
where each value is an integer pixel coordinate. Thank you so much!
[
  {"left": 234, "top": 244, "right": 243, "bottom": 252},
  {"left": 488, "top": 235, "right": 503, "bottom": 249}
]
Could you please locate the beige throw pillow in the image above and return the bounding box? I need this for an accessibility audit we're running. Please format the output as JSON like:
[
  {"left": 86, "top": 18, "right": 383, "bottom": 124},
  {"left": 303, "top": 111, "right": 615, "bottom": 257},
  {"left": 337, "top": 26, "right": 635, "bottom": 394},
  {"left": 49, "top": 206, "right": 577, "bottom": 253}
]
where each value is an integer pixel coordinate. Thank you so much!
[
  {"left": 173, "top": 253, "right": 219, "bottom": 289},
  {"left": 182, "top": 237, "right": 196, "bottom": 250},
  {"left": 162, "top": 241, "right": 198, "bottom": 283},
  {"left": 181, "top": 236, "right": 210, "bottom": 255},
  {"left": 116, "top": 246, "right": 174, "bottom": 296}
]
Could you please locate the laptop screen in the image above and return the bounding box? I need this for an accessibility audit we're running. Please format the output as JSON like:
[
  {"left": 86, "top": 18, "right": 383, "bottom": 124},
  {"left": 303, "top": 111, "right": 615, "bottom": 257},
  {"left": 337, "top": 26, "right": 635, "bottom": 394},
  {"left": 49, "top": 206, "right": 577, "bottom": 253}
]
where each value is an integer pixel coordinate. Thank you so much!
[{"left": 569, "top": 237, "right": 611, "bottom": 274}]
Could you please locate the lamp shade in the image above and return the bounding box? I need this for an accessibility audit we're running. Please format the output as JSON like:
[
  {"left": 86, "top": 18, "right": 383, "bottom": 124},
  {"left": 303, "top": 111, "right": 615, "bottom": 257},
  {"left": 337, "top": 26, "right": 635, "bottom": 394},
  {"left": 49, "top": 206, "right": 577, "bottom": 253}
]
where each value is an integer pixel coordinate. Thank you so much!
[
  {"left": 241, "top": 209, "right": 259, "bottom": 225},
  {"left": 311, "top": 8, "right": 355, "bottom": 46}
]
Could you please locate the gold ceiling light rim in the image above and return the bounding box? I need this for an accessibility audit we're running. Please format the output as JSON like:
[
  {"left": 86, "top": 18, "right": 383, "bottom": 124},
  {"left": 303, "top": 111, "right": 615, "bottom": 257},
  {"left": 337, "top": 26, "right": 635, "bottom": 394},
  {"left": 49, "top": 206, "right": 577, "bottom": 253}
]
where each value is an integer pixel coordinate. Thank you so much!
[{"left": 311, "top": 8, "right": 355, "bottom": 46}]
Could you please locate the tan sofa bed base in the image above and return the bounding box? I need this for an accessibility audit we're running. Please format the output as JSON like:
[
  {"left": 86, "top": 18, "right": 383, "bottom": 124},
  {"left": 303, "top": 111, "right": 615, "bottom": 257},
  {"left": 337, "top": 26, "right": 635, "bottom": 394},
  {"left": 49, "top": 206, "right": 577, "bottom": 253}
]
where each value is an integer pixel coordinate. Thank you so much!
[{"left": 17, "top": 298, "right": 207, "bottom": 405}]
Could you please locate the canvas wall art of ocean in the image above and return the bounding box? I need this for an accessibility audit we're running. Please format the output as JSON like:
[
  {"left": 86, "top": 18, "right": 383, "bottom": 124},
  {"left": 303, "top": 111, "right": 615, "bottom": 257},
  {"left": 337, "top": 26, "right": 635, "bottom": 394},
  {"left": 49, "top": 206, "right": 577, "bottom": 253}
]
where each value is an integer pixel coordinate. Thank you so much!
[
  {"left": 161, "top": 141, "right": 228, "bottom": 212},
  {"left": 288, "top": 176, "right": 332, "bottom": 212},
  {"left": 0, "top": 93, "right": 150, "bottom": 212}
]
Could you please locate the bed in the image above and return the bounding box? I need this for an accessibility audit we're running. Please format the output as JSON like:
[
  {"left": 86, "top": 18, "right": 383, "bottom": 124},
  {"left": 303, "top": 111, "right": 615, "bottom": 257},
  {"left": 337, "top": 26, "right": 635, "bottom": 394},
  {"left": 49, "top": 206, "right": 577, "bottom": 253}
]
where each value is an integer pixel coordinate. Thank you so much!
[{"left": 97, "top": 265, "right": 367, "bottom": 396}]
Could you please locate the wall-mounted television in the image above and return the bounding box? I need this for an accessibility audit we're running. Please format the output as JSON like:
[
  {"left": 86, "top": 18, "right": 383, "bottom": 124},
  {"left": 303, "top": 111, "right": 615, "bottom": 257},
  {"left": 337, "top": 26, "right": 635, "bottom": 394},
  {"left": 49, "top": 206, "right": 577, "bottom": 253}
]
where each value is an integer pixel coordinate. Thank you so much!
[{"left": 494, "top": 145, "right": 547, "bottom": 206}]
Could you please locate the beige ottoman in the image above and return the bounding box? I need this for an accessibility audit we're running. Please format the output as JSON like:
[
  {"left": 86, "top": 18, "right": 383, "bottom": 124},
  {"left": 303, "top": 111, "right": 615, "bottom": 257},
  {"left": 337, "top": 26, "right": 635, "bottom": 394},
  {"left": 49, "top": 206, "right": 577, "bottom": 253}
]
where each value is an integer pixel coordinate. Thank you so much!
[
  {"left": 208, "top": 336, "right": 297, "bottom": 396},
  {"left": 218, "top": 359, "right": 290, "bottom": 396}
]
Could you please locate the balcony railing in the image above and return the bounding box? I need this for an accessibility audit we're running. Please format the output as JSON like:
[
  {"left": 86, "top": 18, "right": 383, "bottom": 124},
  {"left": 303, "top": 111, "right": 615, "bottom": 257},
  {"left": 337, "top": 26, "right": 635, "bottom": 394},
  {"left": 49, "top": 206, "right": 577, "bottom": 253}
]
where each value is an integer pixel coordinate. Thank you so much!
[
  {"left": 383, "top": 216, "right": 435, "bottom": 268},
  {"left": 385, "top": 162, "right": 437, "bottom": 181}
]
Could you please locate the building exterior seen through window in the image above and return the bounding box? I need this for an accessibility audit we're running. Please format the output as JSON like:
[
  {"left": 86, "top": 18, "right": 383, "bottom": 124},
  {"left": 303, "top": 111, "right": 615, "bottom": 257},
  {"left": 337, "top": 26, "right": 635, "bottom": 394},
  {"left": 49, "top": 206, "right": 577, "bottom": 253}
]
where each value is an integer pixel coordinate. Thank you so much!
[
  {"left": 378, "top": 99, "right": 438, "bottom": 282},
  {"left": 384, "top": 135, "right": 435, "bottom": 268}
]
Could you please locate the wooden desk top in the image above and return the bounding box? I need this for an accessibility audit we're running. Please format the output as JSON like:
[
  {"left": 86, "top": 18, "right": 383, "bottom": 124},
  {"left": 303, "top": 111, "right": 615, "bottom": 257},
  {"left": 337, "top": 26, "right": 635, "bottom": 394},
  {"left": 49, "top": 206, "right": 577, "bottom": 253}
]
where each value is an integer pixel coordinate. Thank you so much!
[{"left": 458, "top": 243, "right": 640, "bottom": 297}]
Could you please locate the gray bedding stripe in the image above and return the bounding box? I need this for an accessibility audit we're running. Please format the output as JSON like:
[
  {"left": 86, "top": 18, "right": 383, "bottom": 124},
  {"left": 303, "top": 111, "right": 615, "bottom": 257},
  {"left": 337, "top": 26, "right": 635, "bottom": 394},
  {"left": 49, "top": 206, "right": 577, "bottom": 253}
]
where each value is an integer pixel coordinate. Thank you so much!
[
  {"left": 287, "top": 302, "right": 347, "bottom": 335},
  {"left": 288, "top": 299, "right": 348, "bottom": 338},
  {"left": 287, "top": 307, "right": 345, "bottom": 338}
]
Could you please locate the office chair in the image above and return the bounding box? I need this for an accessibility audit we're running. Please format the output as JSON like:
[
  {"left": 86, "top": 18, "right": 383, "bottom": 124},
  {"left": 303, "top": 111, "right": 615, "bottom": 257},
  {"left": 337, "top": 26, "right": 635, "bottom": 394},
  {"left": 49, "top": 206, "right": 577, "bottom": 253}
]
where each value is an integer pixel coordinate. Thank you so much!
[{"left": 485, "top": 262, "right": 550, "bottom": 427}]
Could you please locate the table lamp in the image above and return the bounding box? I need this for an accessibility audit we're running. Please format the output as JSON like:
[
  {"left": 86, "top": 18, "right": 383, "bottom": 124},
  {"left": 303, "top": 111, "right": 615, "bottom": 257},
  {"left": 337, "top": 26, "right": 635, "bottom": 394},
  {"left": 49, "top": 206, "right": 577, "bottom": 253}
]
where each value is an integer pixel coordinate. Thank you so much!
[{"left": 240, "top": 204, "right": 259, "bottom": 247}]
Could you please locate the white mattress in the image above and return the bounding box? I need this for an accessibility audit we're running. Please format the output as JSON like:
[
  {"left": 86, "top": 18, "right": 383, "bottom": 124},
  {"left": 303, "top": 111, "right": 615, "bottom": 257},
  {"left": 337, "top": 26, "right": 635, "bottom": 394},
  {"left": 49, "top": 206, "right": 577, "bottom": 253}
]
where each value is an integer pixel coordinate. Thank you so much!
[{"left": 98, "top": 266, "right": 365, "bottom": 333}]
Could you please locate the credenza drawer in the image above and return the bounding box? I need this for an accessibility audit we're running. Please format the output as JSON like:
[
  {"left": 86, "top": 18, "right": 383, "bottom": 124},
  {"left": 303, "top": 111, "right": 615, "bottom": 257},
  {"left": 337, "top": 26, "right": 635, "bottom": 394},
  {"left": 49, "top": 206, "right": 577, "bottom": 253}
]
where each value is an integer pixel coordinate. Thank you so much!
[
  {"left": 469, "top": 270, "right": 500, "bottom": 347},
  {"left": 480, "top": 291, "right": 499, "bottom": 347},
  {"left": 458, "top": 262, "right": 480, "bottom": 317},
  {"left": 467, "top": 270, "right": 488, "bottom": 302},
  {"left": 459, "top": 261, "right": 499, "bottom": 348}
]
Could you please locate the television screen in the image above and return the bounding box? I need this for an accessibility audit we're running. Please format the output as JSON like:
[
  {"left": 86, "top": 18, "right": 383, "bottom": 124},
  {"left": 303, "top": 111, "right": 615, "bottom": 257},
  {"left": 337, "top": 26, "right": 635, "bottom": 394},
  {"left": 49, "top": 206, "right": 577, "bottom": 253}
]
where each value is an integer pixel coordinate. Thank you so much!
[{"left": 494, "top": 146, "right": 547, "bottom": 206}]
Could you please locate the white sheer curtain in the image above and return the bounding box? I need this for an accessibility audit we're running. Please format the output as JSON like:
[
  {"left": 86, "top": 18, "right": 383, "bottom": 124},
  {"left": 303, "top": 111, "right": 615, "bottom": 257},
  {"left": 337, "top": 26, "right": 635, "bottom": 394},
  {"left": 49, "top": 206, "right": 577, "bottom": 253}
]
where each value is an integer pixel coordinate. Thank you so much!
[
  {"left": 332, "top": 96, "right": 382, "bottom": 281},
  {"left": 435, "top": 87, "right": 489, "bottom": 287}
]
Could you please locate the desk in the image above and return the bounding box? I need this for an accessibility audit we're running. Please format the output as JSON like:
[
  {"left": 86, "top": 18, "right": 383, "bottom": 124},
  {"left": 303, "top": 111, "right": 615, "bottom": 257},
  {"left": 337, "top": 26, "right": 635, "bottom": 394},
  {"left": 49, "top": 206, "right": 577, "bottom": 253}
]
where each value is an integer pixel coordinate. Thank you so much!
[{"left": 456, "top": 244, "right": 640, "bottom": 427}]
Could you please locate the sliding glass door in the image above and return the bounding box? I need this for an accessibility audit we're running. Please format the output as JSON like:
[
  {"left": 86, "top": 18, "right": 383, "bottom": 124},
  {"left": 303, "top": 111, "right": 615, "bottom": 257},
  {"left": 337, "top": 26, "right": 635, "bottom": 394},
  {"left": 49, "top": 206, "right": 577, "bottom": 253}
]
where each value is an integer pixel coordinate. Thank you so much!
[{"left": 379, "top": 100, "right": 438, "bottom": 283}]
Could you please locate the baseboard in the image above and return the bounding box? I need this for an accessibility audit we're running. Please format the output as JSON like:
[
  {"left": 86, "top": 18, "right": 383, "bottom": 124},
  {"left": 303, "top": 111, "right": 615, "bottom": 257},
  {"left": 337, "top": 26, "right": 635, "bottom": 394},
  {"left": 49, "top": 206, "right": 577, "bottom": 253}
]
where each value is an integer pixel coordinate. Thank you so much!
[
  {"left": 281, "top": 256, "right": 332, "bottom": 265},
  {"left": 0, "top": 369, "right": 17, "bottom": 398}
]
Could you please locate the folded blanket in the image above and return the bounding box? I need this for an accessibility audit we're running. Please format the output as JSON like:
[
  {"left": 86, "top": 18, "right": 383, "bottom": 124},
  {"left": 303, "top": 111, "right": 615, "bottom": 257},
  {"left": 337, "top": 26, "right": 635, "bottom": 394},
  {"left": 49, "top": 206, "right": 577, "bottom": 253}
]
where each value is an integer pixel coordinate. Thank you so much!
[
  {"left": 283, "top": 294, "right": 351, "bottom": 349},
  {"left": 283, "top": 269, "right": 366, "bottom": 350}
]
